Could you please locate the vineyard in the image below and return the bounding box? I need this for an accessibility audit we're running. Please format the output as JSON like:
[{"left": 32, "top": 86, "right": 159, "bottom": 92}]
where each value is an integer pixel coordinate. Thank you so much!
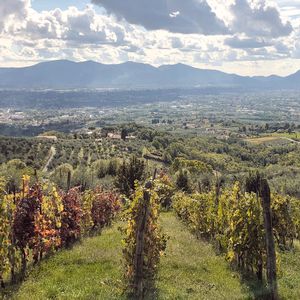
[
  {"left": 0, "top": 175, "right": 120, "bottom": 289},
  {"left": 173, "top": 178, "right": 300, "bottom": 297},
  {"left": 0, "top": 167, "right": 299, "bottom": 299}
]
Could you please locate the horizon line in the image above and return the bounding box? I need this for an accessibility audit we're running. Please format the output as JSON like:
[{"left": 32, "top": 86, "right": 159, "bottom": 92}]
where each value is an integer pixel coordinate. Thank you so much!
[{"left": 1, "top": 59, "right": 298, "bottom": 78}]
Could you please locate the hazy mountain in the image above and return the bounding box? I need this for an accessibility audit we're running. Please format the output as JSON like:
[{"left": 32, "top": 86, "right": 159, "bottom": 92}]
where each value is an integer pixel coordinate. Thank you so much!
[{"left": 0, "top": 60, "right": 298, "bottom": 89}]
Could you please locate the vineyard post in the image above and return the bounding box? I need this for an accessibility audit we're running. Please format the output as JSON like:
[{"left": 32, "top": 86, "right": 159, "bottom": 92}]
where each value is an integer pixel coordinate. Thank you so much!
[
  {"left": 34, "top": 169, "right": 38, "bottom": 183},
  {"left": 22, "top": 177, "right": 25, "bottom": 199},
  {"left": 260, "top": 179, "right": 278, "bottom": 300},
  {"left": 215, "top": 172, "right": 220, "bottom": 206},
  {"left": 9, "top": 207, "right": 17, "bottom": 283},
  {"left": 133, "top": 180, "right": 152, "bottom": 299},
  {"left": 67, "top": 171, "right": 71, "bottom": 191},
  {"left": 9, "top": 240, "right": 16, "bottom": 283}
]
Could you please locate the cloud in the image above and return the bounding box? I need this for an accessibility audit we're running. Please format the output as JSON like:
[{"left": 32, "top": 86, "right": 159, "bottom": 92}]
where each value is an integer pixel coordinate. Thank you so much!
[
  {"left": 0, "top": 0, "right": 299, "bottom": 76},
  {"left": 21, "top": 6, "right": 127, "bottom": 45},
  {"left": 225, "top": 36, "right": 271, "bottom": 48},
  {"left": 0, "top": 3, "right": 139, "bottom": 65},
  {"left": 171, "top": 37, "right": 184, "bottom": 49},
  {"left": 230, "top": 0, "right": 293, "bottom": 37},
  {"left": 0, "top": 0, "right": 29, "bottom": 31},
  {"left": 91, "top": 0, "right": 229, "bottom": 35},
  {"left": 274, "top": 40, "right": 291, "bottom": 54},
  {"left": 276, "top": 0, "right": 300, "bottom": 21}
]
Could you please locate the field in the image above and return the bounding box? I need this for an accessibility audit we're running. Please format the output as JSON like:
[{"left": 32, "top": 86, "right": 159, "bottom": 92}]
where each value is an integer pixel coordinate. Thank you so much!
[
  {"left": 245, "top": 132, "right": 300, "bottom": 145},
  {"left": 244, "top": 136, "right": 287, "bottom": 145}
]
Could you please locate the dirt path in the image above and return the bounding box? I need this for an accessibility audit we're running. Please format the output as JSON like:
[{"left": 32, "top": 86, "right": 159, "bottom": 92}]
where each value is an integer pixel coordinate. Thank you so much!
[
  {"left": 280, "top": 137, "right": 300, "bottom": 144},
  {"left": 42, "top": 146, "right": 56, "bottom": 173}
]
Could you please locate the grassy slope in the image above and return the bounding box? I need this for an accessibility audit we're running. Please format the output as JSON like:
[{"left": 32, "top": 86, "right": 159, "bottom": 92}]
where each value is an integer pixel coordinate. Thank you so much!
[
  {"left": 279, "top": 241, "right": 300, "bottom": 299},
  {"left": 2, "top": 213, "right": 300, "bottom": 299},
  {"left": 157, "top": 213, "right": 250, "bottom": 300},
  {"left": 4, "top": 224, "right": 126, "bottom": 300}
]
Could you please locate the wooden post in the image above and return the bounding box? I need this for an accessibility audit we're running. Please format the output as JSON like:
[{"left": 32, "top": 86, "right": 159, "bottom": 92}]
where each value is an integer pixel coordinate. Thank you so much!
[
  {"left": 67, "top": 171, "right": 71, "bottom": 191},
  {"left": 152, "top": 168, "right": 157, "bottom": 181},
  {"left": 20, "top": 248, "right": 27, "bottom": 278},
  {"left": 0, "top": 275, "right": 4, "bottom": 288},
  {"left": 133, "top": 181, "right": 152, "bottom": 299},
  {"left": 215, "top": 173, "right": 221, "bottom": 206},
  {"left": 22, "top": 178, "right": 25, "bottom": 199},
  {"left": 34, "top": 169, "right": 38, "bottom": 183},
  {"left": 259, "top": 179, "right": 278, "bottom": 300}
]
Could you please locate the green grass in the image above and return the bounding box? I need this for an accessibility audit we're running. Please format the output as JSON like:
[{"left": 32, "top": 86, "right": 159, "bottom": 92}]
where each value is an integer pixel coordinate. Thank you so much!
[
  {"left": 2, "top": 213, "right": 300, "bottom": 299},
  {"left": 278, "top": 241, "right": 300, "bottom": 299},
  {"left": 2, "top": 225, "right": 126, "bottom": 300},
  {"left": 157, "top": 213, "right": 252, "bottom": 300}
]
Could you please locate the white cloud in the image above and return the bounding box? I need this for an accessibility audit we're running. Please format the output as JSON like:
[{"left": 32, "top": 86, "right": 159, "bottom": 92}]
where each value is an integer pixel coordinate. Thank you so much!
[
  {"left": 230, "top": 0, "right": 293, "bottom": 37},
  {"left": 21, "top": 6, "right": 128, "bottom": 45},
  {"left": 225, "top": 36, "right": 272, "bottom": 48},
  {"left": 0, "top": 0, "right": 299, "bottom": 76},
  {"left": 169, "top": 11, "right": 180, "bottom": 18},
  {"left": 0, "top": 0, "right": 29, "bottom": 32}
]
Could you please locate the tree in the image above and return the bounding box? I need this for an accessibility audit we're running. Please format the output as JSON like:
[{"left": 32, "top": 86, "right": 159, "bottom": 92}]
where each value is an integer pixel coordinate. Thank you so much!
[
  {"left": 121, "top": 129, "right": 128, "bottom": 141},
  {"left": 107, "top": 159, "right": 118, "bottom": 176},
  {"left": 115, "top": 156, "right": 145, "bottom": 197},
  {"left": 50, "top": 163, "right": 73, "bottom": 191},
  {"left": 176, "top": 169, "right": 190, "bottom": 193},
  {"left": 1, "top": 159, "right": 32, "bottom": 193}
]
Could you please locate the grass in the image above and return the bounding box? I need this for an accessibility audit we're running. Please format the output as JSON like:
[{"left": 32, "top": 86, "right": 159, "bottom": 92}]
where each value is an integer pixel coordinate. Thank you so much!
[
  {"left": 157, "top": 213, "right": 251, "bottom": 299},
  {"left": 2, "top": 212, "right": 300, "bottom": 299},
  {"left": 2, "top": 225, "right": 126, "bottom": 300},
  {"left": 245, "top": 132, "right": 300, "bottom": 145},
  {"left": 278, "top": 240, "right": 300, "bottom": 299},
  {"left": 244, "top": 136, "right": 285, "bottom": 145},
  {"left": 271, "top": 132, "right": 300, "bottom": 141}
]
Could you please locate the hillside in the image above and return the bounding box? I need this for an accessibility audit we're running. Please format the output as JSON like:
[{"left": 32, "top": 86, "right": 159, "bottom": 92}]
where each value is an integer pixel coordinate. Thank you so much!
[{"left": 0, "top": 60, "right": 299, "bottom": 89}]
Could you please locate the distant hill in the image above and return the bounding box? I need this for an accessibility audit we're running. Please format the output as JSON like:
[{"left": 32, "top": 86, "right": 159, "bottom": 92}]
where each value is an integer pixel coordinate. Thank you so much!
[{"left": 0, "top": 60, "right": 299, "bottom": 89}]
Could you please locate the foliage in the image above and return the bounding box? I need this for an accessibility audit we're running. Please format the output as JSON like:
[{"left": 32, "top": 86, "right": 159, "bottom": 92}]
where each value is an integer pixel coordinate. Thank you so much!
[
  {"left": 122, "top": 181, "right": 167, "bottom": 297},
  {"left": 173, "top": 181, "right": 297, "bottom": 281},
  {"left": 0, "top": 174, "right": 120, "bottom": 288},
  {"left": 115, "top": 156, "right": 145, "bottom": 197},
  {"left": 50, "top": 163, "right": 73, "bottom": 191},
  {"left": 154, "top": 173, "right": 175, "bottom": 210},
  {"left": 60, "top": 188, "right": 82, "bottom": 247},
  {"left": 91, "top": 189, "right": 120, "bottom": 229},
  {"left": 272, "top": 193, "right": 295, "bottom": 250},
  {"left": 172, "top": 158, "right": 213, "bottom": 174},
  {"left": 13, "top": 178, "right": 41, "bottom": 271},
  {"left": 175, "top": 169, "right": 190, "bottom": 193},
  {"left": 0, "top": 178, "right": 11, "bottom": 287}
]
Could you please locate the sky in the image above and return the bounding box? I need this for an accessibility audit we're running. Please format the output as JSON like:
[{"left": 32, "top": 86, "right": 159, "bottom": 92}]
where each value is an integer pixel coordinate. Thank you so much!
[{"left": 0, "top": 0, "right": 300, "bottom": 76}]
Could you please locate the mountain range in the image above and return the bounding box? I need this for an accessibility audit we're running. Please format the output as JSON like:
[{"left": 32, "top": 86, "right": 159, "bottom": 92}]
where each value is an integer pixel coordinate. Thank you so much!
[{"left": 0, "top": 60, "right": 299, "bottom": 90}]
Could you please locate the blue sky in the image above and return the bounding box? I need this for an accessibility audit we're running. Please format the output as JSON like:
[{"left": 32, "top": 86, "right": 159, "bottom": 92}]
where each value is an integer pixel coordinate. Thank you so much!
[
  {"left": 0, "top": 0, "right": 300, "bottom": 76},
  {"left": 31, "top": 0, "right": 89, "bottom": 11}
]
